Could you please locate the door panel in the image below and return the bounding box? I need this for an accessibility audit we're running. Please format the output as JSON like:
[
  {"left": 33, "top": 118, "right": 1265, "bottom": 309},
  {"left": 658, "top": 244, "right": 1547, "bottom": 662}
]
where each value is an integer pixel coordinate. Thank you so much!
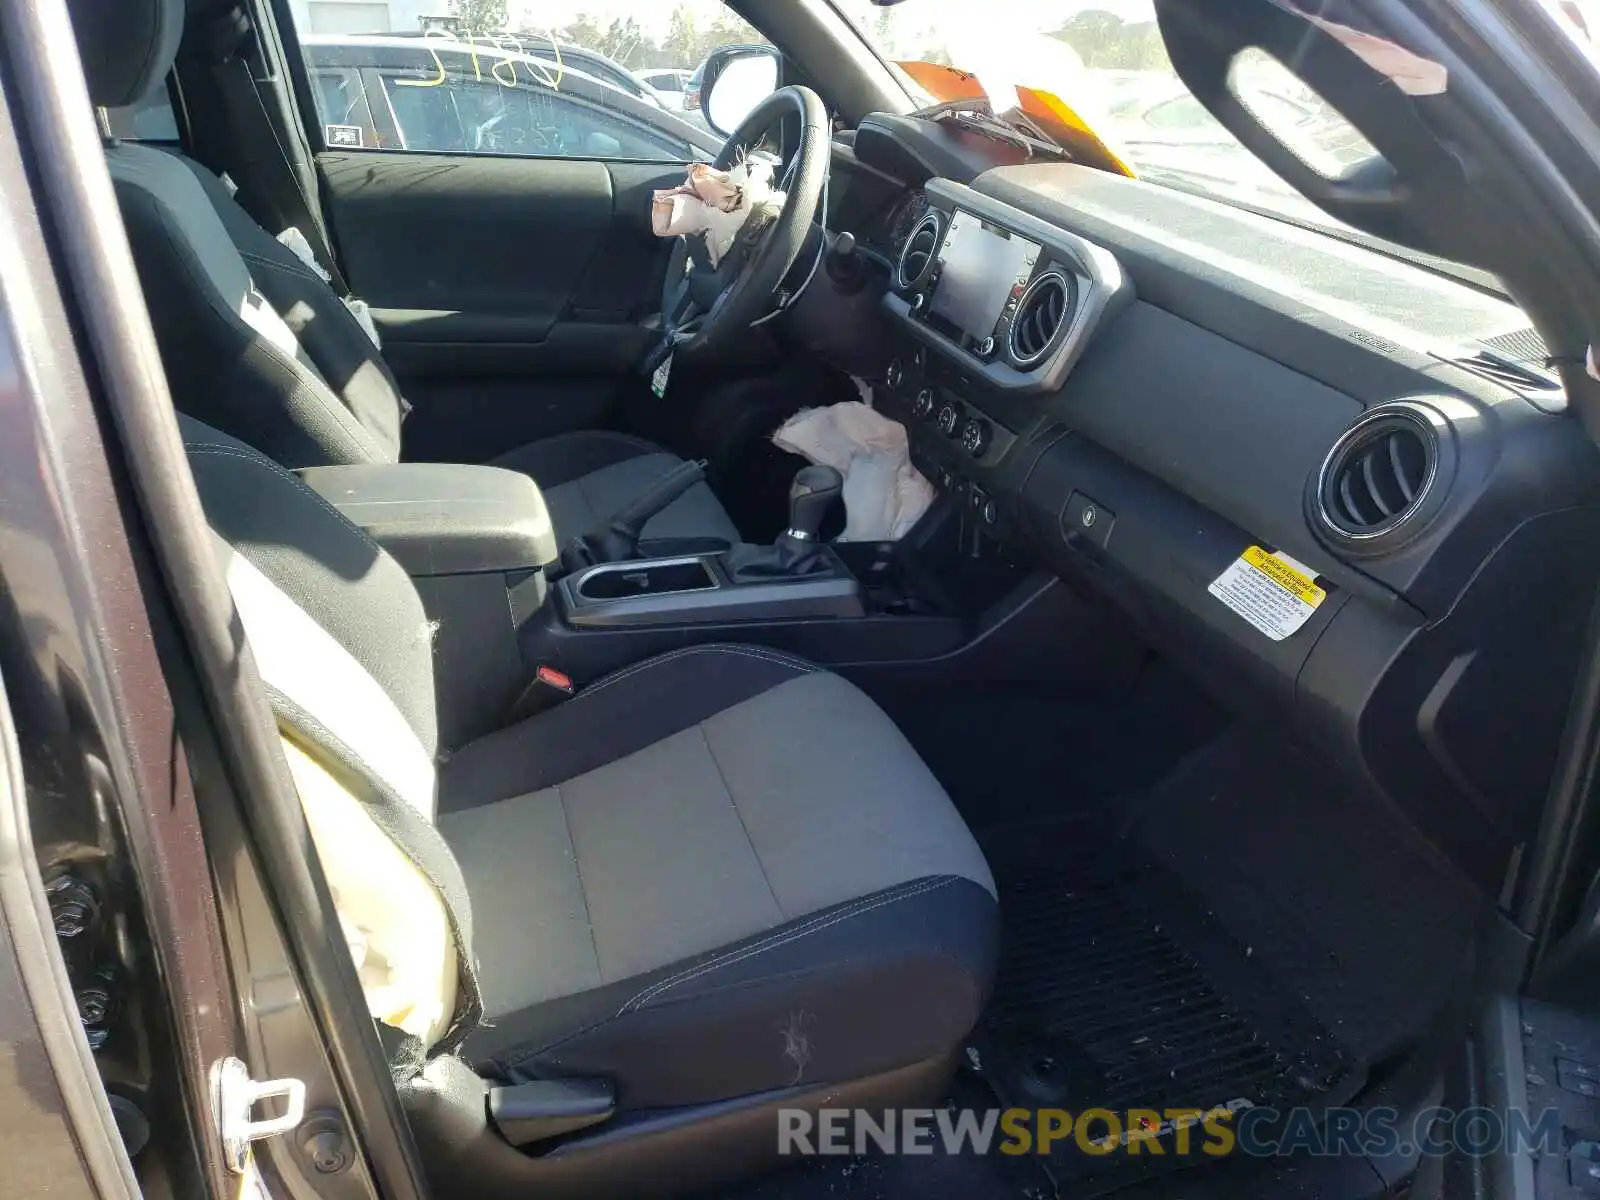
[
  {"left": 320, "top": 153, "right": 676, "bottom": 335},
  {"left": 318, "top": 151, "right": 683, "bottom": 460}
]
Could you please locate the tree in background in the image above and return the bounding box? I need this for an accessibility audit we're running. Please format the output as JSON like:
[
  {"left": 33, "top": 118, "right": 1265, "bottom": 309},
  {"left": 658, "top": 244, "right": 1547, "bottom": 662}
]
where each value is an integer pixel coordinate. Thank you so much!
[
  {"left": 450, "top": 0, "right": 507, "bottom": 35},
  {"left": 512, "top": 4, "right": 765, "bottom": 70},
  {"left": 601, "top": 17, "right": 647, "bottom": 65},
  {"left": 546, "top": 15, "right": 650, "bottom": 66},
  {"left": 1051, "top": 10, "right": 1167, "bottom": 71},
  {"left": 660, "top": 7, "right": 703, "bottom": 67}
]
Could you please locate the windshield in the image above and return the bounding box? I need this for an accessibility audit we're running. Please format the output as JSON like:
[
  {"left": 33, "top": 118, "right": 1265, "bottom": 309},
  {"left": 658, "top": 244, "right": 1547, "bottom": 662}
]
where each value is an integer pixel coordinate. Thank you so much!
[{"left": 837, "top": 0, "right": 1403, "bottom": 244}]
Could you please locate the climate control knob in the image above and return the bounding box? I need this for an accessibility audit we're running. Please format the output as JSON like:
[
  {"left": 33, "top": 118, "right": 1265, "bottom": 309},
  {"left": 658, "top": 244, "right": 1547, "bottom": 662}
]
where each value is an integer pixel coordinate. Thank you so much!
[
  {"left": 960, "top": 417, "right": 992, "bottom": 457},
  {"left": 886, "top": 359, "right": 904, "bottom": 390},
  {"left": 936, "top": 404, "right": 961, "bottom": 438},
  {"left": 913, "top": 388, "right": 936, "bottom": 418}
]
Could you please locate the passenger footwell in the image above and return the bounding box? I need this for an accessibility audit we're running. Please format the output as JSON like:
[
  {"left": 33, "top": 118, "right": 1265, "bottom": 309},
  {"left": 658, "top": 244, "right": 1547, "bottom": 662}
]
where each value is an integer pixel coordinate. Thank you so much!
[{"left": 973, "top": 823, "right": 1363, "bottom": 1195}]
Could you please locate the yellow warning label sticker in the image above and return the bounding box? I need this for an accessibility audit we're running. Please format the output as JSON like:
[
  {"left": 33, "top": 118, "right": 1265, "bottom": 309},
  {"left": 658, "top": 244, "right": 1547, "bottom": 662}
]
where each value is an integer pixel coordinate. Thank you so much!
[
  {"left": 1208, "top": 546, "right": 1327, "bottom": 641},
  {"left": 1240, "top": 546, "right": 1325, "bottom": 605}
]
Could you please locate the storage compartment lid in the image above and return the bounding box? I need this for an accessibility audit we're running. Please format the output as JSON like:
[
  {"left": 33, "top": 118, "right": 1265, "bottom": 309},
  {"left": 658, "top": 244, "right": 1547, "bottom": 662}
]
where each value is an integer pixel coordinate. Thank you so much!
[{"left": 298, "top": 463, "right": 557, "bottom": 576}]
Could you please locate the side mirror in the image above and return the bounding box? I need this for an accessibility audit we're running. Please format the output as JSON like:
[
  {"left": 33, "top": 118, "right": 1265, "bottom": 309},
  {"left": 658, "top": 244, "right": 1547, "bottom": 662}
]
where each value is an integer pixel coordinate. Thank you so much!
[{"left": 701, "top": 45, "right": 780, "bottom": 138}]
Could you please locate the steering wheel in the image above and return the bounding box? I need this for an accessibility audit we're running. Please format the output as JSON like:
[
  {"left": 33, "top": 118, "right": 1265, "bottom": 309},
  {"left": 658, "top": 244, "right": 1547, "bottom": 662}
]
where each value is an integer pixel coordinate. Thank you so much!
[{"left": 661, "top": 85, "right": 831, "bottom": 362}]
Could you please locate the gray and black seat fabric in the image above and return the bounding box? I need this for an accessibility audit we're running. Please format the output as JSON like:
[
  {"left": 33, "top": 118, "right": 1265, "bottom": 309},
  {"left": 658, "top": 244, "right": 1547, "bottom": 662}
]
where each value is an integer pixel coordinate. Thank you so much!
[
  {"left": 438, "top": 647, "right": 997, "bottom": 1104},
  {"left": 183, "top": 417, "right": 998, "bottom": 1166},
  {"left": 68, "top": 0, "right": 740, "bottom": 553}
]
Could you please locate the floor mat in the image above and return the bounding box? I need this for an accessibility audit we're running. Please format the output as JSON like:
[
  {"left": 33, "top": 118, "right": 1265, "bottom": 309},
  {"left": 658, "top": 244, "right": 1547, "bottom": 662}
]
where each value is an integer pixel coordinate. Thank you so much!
[
  {"left": 1126, "top": 730, "right": 1484, "bottom": 1064},
  {"left": 974, "top": 821, "right": 1362, "bottom": 1196}
]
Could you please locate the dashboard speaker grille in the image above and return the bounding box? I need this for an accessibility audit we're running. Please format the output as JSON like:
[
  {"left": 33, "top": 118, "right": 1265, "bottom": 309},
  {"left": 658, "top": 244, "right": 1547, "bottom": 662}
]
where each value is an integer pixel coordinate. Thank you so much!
[
  {"left": 897, "top": 213, "right": 942, "bottom": 290},
  {"left": 1009, "top": 271, "right": 1073, "bottom": 365},
  {"left": 1317, "top": 408, "right": 1438, "bottom": 541}
]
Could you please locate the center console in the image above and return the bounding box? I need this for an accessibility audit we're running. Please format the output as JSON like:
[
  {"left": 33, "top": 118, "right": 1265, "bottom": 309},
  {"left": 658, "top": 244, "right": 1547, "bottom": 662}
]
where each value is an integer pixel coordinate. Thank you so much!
[
  {"left": 561, "top": 553, "right": 862, "bottom": 628},
  {"left": 522, "top": 465, "right": 977, "bottom": 685},
  {"left": 877, "top": 178, "right": 1131, "bottom": 551},
  {"left": 299, "top": 461, "right": 561, "bottom": 747},
  {"left": 299, "top": 459, "right": 996, "bottom": 747},
  {"left": 886, "top": 178, "right": 1129, "bottom": 394}
]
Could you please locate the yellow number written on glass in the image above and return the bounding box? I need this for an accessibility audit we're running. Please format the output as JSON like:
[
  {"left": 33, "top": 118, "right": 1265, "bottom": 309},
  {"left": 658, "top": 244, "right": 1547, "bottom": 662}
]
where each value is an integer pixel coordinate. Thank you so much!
[{"left": 390, "top": 28, "right": 566, "bottom": 91}]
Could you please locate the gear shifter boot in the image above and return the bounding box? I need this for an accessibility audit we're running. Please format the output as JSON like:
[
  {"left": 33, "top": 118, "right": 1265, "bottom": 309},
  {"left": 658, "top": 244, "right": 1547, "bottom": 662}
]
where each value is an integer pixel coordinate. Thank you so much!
[
  {"left": 724, "top": 538, "right": 837, "bottom": 581},
  {"left": 724, "top": 465, "right": 844, "bottom": 580}
]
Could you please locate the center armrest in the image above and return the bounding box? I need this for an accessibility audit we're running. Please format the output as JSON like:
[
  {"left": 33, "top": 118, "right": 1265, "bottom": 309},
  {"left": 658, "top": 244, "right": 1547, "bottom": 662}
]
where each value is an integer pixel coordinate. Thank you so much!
[{"left": 297, "top": 462, "right": 557, "bottom": 576}]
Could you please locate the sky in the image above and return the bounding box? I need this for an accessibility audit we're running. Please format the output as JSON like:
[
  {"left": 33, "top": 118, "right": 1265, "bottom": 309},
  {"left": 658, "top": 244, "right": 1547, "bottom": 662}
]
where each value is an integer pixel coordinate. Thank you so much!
[
  {"left": 508, "top": 0, "right": 1158, "bottom": 41},
  {"left": 510, "top": 0, "right": 736, "bottom": 37},
  {"left": 499, "top": 0, "right": 1164, "bottom": 104}
]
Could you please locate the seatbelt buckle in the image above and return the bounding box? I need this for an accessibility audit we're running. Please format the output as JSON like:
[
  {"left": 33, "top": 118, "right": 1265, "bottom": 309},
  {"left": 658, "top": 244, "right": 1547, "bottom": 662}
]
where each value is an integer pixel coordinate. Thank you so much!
[
  {"left": 536, "top": 666, "right": 574, "bottom": 696},
  {"left": 509, "top": 665, "right": 576, "bottom": 722}
]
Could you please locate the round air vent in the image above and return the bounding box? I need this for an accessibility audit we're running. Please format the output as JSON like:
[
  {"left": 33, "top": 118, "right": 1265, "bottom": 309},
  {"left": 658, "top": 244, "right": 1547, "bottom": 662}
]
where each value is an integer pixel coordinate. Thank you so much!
[
  {"left": 1313, "top": 401, "right": 1453, "bottom": 550},
  {"left": 1009, "top": 271, "right": 1076, "bottom": 367},
  {"left": 897, "top": 212, "right": 942, "bottom": 291}
]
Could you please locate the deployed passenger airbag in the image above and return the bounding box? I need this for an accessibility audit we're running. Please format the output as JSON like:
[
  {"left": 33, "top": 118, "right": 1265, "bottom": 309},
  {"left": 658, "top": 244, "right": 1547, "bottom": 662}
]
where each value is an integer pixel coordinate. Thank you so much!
[{"left": 774, "top": 402, "right": 934, "bottom": 541}]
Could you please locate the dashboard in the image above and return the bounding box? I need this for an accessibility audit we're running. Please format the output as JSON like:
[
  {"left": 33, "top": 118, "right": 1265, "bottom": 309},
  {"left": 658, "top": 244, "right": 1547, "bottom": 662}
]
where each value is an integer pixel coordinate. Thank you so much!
[{"left": 847, "top": 118, "right": 1600, "bottom": 893}]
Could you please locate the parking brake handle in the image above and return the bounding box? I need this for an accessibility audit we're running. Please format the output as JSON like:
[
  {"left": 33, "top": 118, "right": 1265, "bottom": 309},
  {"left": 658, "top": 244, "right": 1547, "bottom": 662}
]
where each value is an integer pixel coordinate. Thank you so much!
[{"left": 559, "top": 458, "right": 709, "bottom": 575}]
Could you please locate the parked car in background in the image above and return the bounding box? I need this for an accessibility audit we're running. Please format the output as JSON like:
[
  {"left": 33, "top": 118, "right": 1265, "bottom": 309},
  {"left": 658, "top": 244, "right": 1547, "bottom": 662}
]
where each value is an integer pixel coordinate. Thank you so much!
[
  {"left": 638, "top": 66, "right": 692, "bottom": 109},
  {"left": 385, "top": 30, "right": 668, "bottom": 110},
  {"left": 684, "top": 44, "right": 773, "bottom": 127},
  {"left": 684, "top": 58, "right": 707, "bottom": 113},
  {"left": 303, "top": 34, "right": 719, "bottom": 160}
]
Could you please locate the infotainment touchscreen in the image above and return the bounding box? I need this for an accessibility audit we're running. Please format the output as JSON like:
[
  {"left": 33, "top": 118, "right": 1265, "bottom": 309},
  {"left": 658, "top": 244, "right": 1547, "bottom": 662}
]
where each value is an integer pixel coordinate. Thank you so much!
[{"left": 930, "top": 210, "right": 1041, "bottom": 344}]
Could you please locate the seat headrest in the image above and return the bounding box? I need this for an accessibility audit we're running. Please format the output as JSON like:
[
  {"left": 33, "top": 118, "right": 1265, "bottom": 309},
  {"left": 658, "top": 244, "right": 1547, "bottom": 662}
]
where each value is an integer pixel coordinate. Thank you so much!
[{"left": 66, "top": 0, "right": 184, "bottom": 108}]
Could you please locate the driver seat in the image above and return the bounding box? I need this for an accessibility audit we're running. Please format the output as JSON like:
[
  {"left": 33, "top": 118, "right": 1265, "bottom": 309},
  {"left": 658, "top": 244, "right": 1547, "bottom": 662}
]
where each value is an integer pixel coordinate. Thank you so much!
[{"left": 69, "top": 0, "right": 741, "bottom": 553}]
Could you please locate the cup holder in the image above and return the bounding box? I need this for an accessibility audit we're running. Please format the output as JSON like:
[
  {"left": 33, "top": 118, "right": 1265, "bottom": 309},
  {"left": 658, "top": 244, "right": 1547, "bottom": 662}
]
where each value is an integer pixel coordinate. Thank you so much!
[{"left": 575, "top": 559, "right": 718, "bottom": 601}]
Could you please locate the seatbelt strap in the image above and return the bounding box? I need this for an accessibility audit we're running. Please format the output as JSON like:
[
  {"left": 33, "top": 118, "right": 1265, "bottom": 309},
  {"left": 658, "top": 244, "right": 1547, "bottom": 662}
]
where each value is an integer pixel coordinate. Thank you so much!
[{"left": 205, "top": 10, "right": 350, "bottom": 295}]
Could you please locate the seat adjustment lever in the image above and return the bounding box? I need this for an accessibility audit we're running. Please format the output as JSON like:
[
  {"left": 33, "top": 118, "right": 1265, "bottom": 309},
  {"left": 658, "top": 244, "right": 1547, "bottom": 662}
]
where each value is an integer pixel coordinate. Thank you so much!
[{"left": 488, "top": 1077, "right": 615, "bottom": 1147}]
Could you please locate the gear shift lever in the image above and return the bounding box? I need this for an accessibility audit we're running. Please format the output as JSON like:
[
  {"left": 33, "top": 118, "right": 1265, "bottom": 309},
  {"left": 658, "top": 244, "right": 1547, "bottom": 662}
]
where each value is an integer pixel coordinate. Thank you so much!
[
  {"left": 782, "top": 466, "right": 844, "bottom": 550},
  {"left": 725, "top": 465, "right": 844, "bottom": 580}
]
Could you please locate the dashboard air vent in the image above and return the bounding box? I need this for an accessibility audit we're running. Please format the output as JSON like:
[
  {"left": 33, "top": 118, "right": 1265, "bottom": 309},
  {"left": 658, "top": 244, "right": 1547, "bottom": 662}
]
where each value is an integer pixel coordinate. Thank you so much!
[
  {"left": 1315, "top": 403, "right": 1445, "bottom": 548},
  {"left": 1009, "top": 271, "right": 1074, "bottom": 366},
  {"left": 897, "top": 212, "right": 942, "bottom": 290}
]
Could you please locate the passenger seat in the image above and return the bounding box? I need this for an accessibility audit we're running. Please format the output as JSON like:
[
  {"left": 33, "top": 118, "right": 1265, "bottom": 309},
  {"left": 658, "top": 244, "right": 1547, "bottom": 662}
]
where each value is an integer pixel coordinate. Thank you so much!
[{"left": 182, "top": 417, "right": 998, "bottom": 1195}]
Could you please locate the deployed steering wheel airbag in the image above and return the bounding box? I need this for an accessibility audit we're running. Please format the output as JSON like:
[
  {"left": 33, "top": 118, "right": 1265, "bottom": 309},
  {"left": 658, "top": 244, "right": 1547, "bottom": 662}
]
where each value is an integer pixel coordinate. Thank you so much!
[{"left": 661, "top": 85, "right": 831, "bottom": 361}]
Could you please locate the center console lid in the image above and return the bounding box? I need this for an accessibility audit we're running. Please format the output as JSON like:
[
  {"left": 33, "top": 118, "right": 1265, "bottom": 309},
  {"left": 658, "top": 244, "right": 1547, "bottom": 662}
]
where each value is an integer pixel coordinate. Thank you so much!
[{"left": 298, "top": 462, "right": 557, "bottom": 576}]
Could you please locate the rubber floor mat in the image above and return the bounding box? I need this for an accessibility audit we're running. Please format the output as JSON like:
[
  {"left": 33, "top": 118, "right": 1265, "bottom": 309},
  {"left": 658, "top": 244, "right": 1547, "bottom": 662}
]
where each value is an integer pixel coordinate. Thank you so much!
[{"left": 974, "top": 823, "right": 1362, "bottom": 1195}]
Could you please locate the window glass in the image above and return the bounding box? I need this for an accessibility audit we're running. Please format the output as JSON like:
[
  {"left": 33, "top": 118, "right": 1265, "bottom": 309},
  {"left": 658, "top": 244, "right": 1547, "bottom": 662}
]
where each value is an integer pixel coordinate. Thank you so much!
[
  {"left": 312, "top": 66, "right": 378, "bottom": 148},
  {"left": 105, "top": 89, "right": 180, "bottom": 142},
  {"left": 284, "top": 1, "right": 771, "bottom": 161},
  {"left": 1229, "top": 49, "right": 1378, "bottom": 180},
  {"left": 1142, "top": 96, "right": 1212, "bottom": 133},
  {"left": 840, "top": 0, "right": 1398, "bottom": 241},
  {"left": 376, "top": 66, "right": 693, "bottom": 159}
]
